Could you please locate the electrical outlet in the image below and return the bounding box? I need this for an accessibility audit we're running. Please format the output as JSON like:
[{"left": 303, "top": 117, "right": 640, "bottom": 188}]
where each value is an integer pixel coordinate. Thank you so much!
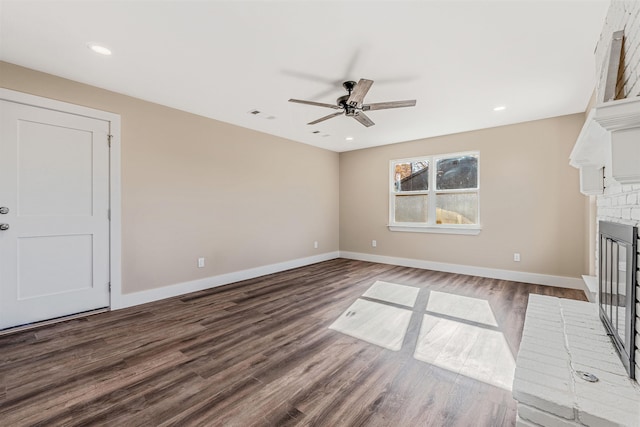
[
  {"left": 198, "top": 257, "right": 205, "bottom": 268},
  {"left": 372, "top": 240, "right": 377, "bottom": 247},
  {"left": 513, "top": 253, "right": 521, "bottom": 262},
  {"left": 314, "top": 241, "right": 318, "bottom": 249}
]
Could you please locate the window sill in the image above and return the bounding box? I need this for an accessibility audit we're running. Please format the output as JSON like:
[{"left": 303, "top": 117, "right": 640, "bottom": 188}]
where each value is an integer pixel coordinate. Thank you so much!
[{"left": 387, "top": 224, "right": 481, "bottom": 235}]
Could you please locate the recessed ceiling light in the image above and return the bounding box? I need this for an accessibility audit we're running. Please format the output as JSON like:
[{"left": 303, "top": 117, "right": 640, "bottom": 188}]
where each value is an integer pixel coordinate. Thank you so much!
[
  {"left": 87, "top": 43, "right": 112, "bottom": 56},
  {"left": 493, "top": 105, "right": 506, "bottom": 111},
  {"left": 345, "top": 136, "right": 354, "bottom": 141}
]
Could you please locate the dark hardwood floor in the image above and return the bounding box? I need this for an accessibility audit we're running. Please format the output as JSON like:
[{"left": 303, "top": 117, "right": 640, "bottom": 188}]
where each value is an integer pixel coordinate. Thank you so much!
[{"left": 0, "top": 259, "right": 586, "bottom": 426}]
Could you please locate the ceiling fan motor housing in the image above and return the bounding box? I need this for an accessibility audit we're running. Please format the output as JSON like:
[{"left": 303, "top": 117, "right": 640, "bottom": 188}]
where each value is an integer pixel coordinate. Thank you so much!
[
  {"left": 342, "top": 80, "right": 357, "bottom": 93},
  {"left": 337, "top": 94, "right": 350, "bottom": 108}
]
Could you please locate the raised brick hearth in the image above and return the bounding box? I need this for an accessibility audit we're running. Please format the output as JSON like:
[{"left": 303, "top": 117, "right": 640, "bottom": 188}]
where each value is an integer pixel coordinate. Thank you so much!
[{"left": 513, "top": 295, "right": 639, "bottom": 426}]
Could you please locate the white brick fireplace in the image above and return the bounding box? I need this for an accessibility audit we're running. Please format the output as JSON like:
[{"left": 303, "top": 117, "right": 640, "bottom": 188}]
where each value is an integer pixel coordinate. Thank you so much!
[{"left": 512, "top": 3, "right": 640, "bottom": 425}]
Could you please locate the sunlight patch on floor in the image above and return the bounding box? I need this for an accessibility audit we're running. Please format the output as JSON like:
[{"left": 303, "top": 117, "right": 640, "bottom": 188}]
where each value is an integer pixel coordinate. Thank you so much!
[
  {"left": 362, "top": 281, "right": 420, "bottom": 308},
  {"left": 330, "top": 283, "right": 515, "bottom": 388},
  {"left": 426, "top": 290, "right": 498, "bottom": 327},
  {"left": 329, "top": 298, "right": 412, "bottom": 351},
  {"left": 415, "top": 292, "right": 515, "bottom": 390}
]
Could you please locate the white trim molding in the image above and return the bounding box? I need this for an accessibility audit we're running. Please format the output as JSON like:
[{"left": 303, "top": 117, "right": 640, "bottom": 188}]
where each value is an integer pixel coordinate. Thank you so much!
[
  {"left": 388, "top": 225, "right": 481, "bottom": 235},
  {"left": 571, "top": 97, "right": 640, "bottom": 189},
  {"left": 116, "top": 251, "right": 340, "bottom": 309},
  {"left": 340, "top": 251, "right": 586, "bottom": 291}
]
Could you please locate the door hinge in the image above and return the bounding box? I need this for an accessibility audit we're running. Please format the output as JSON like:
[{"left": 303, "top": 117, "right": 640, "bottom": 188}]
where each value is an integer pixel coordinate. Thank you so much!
[
  {"left": 107, "top": 209, "right": 111, "bottom": 220},
  {"left": 107, "top": 134, "right": 113, "bottom": 147},
  {"left": 108, "top": 282, "right": 111, "bottom": 291}
]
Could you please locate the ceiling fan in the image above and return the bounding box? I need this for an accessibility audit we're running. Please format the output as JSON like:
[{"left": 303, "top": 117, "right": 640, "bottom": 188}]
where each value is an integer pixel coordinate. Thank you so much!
[{"left": 289, "top": 79, "right": 416, "bottom": 127}]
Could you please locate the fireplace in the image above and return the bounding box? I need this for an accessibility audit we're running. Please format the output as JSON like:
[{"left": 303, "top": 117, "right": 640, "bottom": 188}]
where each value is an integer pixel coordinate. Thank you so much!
[{"left": 599, "top": 221, "right": 637, "bottom": 379}]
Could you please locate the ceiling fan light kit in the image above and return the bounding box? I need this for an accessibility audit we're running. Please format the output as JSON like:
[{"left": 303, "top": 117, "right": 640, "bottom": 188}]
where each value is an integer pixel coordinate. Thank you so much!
[{"left": 289, "top": 78, "right": 416, "bottom": 128}]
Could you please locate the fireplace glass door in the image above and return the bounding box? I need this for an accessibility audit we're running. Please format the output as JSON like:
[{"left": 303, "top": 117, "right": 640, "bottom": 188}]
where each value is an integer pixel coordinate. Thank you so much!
[
  {"left": 602, "top": 238, "right": 627, "bottom": 342},
  {"left": 599, "top": 221, "right": 637, "bottom": 379}
]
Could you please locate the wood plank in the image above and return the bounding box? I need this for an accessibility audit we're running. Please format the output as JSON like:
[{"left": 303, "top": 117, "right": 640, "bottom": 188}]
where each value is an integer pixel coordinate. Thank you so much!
[{"left": 0, "top": 258, "right": 587, "bottom": 426}]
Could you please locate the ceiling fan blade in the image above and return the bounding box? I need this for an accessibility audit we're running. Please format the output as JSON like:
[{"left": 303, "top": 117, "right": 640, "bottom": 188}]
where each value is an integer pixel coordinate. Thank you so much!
[
  {"left": 289, "top": 99, "right": 341, "bottom": 110},
  {"left": 353, "top": 112, "right": 375, "bottom": 127},
  {"left": 308, "top": 110, "right": 344, "bottom": 125},
  {"left": 363, "top": 100, "right": 416, "bottom": 111},
  {"left": 346, "top": 79, "right": 374, "bottom": 108}
]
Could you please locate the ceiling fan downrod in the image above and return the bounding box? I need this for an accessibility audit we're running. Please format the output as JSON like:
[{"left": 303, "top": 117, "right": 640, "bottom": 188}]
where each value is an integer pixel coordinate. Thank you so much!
[{"left": 342, "top": 80, "right": 357, "bottom": 94}]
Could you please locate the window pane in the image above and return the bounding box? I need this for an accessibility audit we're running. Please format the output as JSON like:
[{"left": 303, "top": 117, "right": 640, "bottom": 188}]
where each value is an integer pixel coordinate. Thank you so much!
[
  {"left": 394, "top": 161, "right": 428, "bottom": 192},
  {"left": 436, "top": 155, "right": 478, "bottom": 190},
  {"left": 395, "top": 195, "right": 428, "bottom": 222},
  {"left": 436, "top": 193, "right": 478, "bottom": 224}
]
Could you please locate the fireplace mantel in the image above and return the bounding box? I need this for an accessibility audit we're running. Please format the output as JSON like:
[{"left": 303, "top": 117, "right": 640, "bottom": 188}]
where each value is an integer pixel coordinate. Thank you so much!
[{"left": 570, "top": 97, "right": 640, "bottom": 194}]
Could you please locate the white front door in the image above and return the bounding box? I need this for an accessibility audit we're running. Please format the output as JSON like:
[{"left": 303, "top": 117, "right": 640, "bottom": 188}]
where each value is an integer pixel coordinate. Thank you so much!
[{"left": 0, "top": 99, "right": 111, "bottom": 330}]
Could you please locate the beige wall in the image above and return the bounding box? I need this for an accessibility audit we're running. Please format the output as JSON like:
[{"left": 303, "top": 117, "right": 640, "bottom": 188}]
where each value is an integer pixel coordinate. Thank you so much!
[
  {"left": 340, "top": 115, "right": 588, "bottom": 278},
  {"left": 0, "top": 61, "right": 589, "bottom": 297},
  {"left": 0, "top": 62, "right": 339, "bottom": 294}
]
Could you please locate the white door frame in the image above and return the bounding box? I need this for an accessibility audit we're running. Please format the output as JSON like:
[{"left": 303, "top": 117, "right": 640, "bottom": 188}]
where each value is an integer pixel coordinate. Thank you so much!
[{"left": 0, "top": 88, "right": 123, "bottom": 310}]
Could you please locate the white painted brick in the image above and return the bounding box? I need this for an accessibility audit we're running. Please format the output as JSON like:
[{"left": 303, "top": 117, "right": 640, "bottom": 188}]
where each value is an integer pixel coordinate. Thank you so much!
[
  {"left": 560, "top": 300, "right": 597, "bottom": 313},
  {"left": 574, "top": 375, "right": 640, "bottom": 409},
  {"left": 518, "top": 347, "right": 571, "bottom": 368},
  {"left": 520, "top": 334, "right": 569, "bottom": 350},
  {"left": 529, "top": 323, "right": 570, "bottom": 337},
  {"left": 517, "top": 414, "right": 544, "bottom": 427},
  {"left": 562, "top": 320, "right": 607, "bottom": 336},
  {"left": 513, "top": 378, "right": 577, "bottom": 419},
  {"left": 562, "top": 319, "right": 608, "bottom": 333},
  {"left": 524, "top": 310, "right": 563, "bottom": 323},
  {"left": 516, "top": 365, "right": 573, "bottom": 394},
  {"left": 518, "top": 404, "right": 581, "bottom": 427},
  {"left": 564, "top": 325, "right": 609, "bottom": 342},
  {"left": 516, "top": 357, "right": 573, "bottom": 383},
  {"left": 567, "top": 337, "right": 620, "bottom": 356},
  {"left": 570, "top": 350, "right": 629, "bottom": 376},
  {"left": 515, "top": 295, "right": 640, "bottom": 427},
  {"left": 560, "top": 298, "right": 597, "bottom": 309},
  {"left": 562, "top": 314, "right": 603, "bottom": 327},
  {"left": 572, "top": 362, "right": 639, "bottom": 399},
  {"left": 577, "top": 399, "right": 640, "bottom": 427}
]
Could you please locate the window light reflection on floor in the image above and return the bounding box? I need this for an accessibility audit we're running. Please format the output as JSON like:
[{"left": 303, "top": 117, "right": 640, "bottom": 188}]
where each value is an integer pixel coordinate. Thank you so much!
[
  {"left": 329, "top": 282, "right": 515, "bottom": 391},
  {"left": 329, "top": 298, "right": 412, "bottom": 351},
  {"left": 329, "top": 281, "right": 418, "bottom": 351},
  {"left": 426, "top": 290, "right": 498, "bottom": 327},
  {"left": 416, "top": 292, "right": 515, "bottom": 390},
  {"left": 414, "top": 313, "right": 515, "bottom": 390},
  {"left": 362, "top": 280, "right": 419, "bottom": 308}
]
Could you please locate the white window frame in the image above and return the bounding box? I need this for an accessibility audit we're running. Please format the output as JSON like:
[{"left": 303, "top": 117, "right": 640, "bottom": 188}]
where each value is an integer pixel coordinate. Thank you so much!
[{"left": 388, "top": 151, "right": 481, "bottom": 235}]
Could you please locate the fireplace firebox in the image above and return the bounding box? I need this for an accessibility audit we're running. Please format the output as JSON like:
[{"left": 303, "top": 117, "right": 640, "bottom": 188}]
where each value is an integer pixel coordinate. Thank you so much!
[{"left": 599, "top": 221, "right": 637, "bottom": 379}]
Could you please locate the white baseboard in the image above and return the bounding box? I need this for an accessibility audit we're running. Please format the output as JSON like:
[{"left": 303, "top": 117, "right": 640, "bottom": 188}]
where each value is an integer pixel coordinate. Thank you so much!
[
  {"left": 114, "top": 250, "right": 587, "bottom": 310},
  {"left": 340, "top": 251, "right": 587, "bottom": 292},
  {"left": 114, "top": 251, "right": 340, "bottom": 309}
]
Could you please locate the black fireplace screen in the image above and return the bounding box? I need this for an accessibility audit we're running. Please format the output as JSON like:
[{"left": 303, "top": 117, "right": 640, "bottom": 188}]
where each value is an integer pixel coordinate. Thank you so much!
[{"left": 599, "top": 221, "right": 637, "bottom": 379}]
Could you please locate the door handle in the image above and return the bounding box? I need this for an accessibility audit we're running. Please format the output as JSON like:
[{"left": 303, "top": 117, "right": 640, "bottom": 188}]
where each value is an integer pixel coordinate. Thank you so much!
[
  {"left": 0, "top": 207, "right": 8, "bottom": 214},
  {"left": 0, "top": 224, "right": 9, "bottom": 231}
]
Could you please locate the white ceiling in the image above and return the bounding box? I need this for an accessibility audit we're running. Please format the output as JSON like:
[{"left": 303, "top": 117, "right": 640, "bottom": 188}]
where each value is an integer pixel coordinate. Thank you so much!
[{"left": 0, "top": 1, "right": 609, "bottom": 152}]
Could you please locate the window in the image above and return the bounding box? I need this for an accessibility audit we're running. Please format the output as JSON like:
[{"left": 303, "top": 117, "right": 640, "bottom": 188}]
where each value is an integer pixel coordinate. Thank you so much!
[{"left": 389, "top": 152, "right": 480, "bottom": 234}]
